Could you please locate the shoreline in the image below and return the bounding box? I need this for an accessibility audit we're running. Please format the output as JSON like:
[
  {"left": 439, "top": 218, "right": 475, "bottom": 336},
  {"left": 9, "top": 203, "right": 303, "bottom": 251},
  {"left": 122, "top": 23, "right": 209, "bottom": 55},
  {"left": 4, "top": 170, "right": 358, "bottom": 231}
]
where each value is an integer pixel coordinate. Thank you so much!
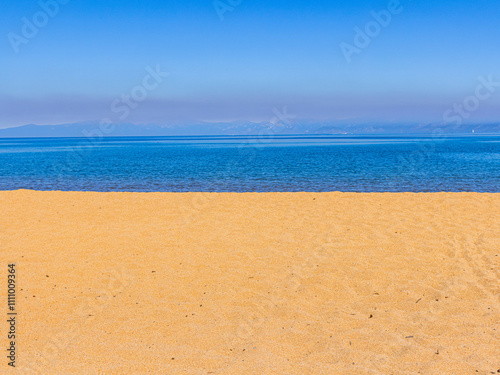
[{"left": 2, "top": 189, "right": 500, "bottom": 193}]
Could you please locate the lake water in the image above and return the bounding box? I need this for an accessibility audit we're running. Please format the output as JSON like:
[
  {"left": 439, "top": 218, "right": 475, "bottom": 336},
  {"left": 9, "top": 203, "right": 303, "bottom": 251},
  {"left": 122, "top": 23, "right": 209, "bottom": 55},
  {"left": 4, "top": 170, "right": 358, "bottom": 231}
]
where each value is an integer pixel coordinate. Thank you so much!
[{"left": 0, "top": 135, "right": 499, "bottom": 192}]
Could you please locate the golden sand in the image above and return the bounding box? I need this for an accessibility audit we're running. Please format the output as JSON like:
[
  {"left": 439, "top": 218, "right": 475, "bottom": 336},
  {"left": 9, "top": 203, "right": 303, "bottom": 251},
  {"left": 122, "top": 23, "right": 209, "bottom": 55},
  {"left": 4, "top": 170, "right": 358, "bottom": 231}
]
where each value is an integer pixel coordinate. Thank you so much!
[{"left": 1, "top": 190, "right": 499, "bottom": 374}]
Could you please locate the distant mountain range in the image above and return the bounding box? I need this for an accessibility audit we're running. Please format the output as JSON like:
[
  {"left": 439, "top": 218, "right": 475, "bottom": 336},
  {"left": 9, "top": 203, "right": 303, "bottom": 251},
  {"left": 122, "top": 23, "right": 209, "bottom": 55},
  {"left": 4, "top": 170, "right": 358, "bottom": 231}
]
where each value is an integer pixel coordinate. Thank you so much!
[{"left": 0, "top": 120, "right": 498, "bottom": 137}]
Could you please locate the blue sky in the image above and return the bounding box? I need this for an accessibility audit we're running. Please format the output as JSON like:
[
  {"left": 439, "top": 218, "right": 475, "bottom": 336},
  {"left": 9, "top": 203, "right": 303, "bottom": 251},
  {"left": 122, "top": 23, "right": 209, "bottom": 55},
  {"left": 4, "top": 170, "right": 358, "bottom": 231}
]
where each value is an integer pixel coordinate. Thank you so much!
[{"left": 1, "top": 0, "right": 499, "bottom": 127}]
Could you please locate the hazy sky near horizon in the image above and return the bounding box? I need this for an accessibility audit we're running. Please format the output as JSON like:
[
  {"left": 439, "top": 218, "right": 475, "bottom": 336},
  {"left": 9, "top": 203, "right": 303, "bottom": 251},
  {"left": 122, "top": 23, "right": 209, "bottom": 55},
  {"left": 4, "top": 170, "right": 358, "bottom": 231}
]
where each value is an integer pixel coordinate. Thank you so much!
[{"left": 1, "top": 0, "right": 500, "bottom": 128}]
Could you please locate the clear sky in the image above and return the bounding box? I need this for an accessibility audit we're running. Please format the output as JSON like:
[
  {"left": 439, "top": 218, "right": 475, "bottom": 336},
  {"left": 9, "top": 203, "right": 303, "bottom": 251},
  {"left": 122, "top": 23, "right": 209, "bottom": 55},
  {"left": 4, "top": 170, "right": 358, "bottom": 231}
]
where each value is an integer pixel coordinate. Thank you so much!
[{"left": 1, "top": 0, "right": 499, "bottom": 128}]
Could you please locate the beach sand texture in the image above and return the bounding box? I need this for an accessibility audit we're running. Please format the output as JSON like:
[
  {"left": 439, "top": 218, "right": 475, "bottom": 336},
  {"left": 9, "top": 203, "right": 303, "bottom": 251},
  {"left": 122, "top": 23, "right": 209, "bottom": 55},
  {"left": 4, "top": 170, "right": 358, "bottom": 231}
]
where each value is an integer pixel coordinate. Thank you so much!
[{"left": 1, "top": 190, "right": 499, "bottom": 374}]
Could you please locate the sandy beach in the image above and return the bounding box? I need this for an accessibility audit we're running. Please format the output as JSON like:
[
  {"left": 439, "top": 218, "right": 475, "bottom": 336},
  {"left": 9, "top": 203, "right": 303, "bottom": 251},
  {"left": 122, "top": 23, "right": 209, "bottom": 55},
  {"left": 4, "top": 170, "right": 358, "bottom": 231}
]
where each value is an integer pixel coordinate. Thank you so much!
[{"left": 1, "top": 190, "right": 499, "bottom": 374}]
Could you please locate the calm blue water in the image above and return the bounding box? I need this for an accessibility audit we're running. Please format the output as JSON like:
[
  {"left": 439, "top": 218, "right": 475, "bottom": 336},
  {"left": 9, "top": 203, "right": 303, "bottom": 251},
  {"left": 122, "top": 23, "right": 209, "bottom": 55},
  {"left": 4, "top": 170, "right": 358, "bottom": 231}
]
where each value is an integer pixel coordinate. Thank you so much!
[{"left": 0, "top": 135, "right": 499, "bottom": 192}]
